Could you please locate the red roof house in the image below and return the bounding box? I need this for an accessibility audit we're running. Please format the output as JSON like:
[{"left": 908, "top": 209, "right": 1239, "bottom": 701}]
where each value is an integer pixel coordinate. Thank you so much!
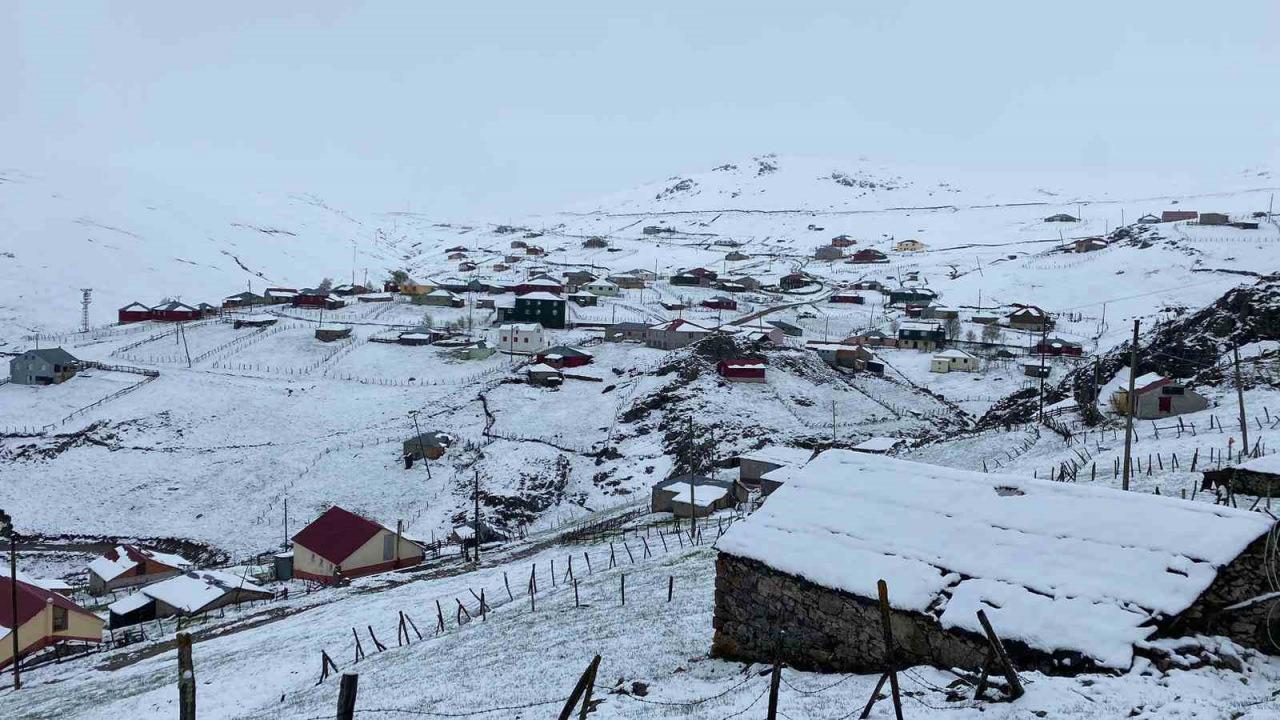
[
  {"left": 514, "top": 277, "right": 564, "bottom": 296},
  {"left": 849, "top": 249, "right": 889, "bottom": 264},
  {"left": 291, "top": 506, "right": 424, "bottom": 584},
  {"left": 1, "top": 576, "right": 103, "bottom": 670},
  {"left": 535, "top": 345, "right": 594, "bottom": 369},
  {"left": 717, "top": 359, "right": 767, "bottom": 383},
  {"left": 830, "top": 290, "right": 866, "bottom": 304},
  {"left": 150, "top": 301, "right": 201, "bottom": 322},
  {"left": 702, "top": 296, "right": 738, "bottom": 311},
  {"left": 118, "top": 302, "right": 153, "bottom": 324}
]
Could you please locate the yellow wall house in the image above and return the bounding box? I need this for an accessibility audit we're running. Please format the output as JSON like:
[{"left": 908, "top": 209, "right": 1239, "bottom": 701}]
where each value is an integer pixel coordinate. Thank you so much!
[
  {"left": 893, "top": 239, "right": 926, "bottom": 252},
  {"left": 291, "top": 506, "right": 425, "bottom": 584},
  {"left": 399, "top": 279, "right": 436, "bottom": 296},
  {"left": 1, "top": 576, "right": 103, "bottom": 669}
]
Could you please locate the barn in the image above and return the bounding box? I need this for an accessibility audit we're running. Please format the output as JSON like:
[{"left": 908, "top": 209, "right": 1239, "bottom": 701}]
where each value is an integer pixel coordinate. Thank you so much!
[
  {"left": 536, "top": 345, "right": 593, "bottom": 369},
  {"left": 291, "top": 507, "right": 424, "bottom": 583},
  {"left": 717, "top": 359, "right": 766, "bottom": 383},
  {"left": 713, "top": 451, "right": 1279, "bottom": 675},
  {"left": 150, "top": 301, "right": 201, "bottom": 322},
  {"left": 117, "top": 302, "right": 153, "bottom": 323}
]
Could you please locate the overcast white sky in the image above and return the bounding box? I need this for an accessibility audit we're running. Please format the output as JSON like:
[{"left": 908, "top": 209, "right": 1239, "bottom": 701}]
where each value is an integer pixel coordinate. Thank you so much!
[{"left": 4, "top": 2, "right": 1278, "bottom": 216}]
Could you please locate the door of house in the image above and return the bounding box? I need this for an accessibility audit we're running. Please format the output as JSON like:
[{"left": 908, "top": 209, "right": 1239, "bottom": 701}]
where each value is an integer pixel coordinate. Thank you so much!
[{"left": 1158, "top": 396, "right": 1172, "bottom": 413}]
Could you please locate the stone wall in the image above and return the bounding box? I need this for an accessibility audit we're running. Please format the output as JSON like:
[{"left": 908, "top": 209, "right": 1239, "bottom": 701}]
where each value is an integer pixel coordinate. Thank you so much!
[
  {"left": 1162, "top": 533, "right": 1278, "bottom": 653},
  {"left": 711, "top": 553, "right": 990, "bottom": 673}
]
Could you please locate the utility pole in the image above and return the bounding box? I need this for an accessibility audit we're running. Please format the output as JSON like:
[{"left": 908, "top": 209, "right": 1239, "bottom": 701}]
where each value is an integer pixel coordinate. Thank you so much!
[
  {"left": 1233, "top": 346, "right": 1249, "bottom": 459},
  {"left": 80, "top": 288, "right": 92, "bottom": 333},
  {"left": 688, "top": 417, "right": 696, "bottom": 539},
  {"left": 1, "top": 508, "right": 19, "bottom": 690},
  {"left": 1121, "top": 320, "right": 1140, "bottom": 491},
  {"left": 283, "top": 498, "right": 288, "bottom": 552},
  {"left": 409, "top": 411, "right": 431, "bottom": 480},
  {"left": 832, "top": 399, "right": 837, "bottom": 445}
]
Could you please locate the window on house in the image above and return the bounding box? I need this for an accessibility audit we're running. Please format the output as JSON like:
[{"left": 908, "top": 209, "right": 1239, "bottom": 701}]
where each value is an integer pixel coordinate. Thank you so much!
[
  {"left": 52, "top": 606, "right": 68, "bottom": 631},
  {"left": 1162, "top": 386, "right": 1184, "bottom": 396},
  {"left": 382, "top": 533, "right": 395, "bottom": 561}
]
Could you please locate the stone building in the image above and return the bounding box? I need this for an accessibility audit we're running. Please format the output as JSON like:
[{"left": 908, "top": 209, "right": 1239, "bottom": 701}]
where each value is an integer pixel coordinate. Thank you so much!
[{"left": 713, "top": 451, "right": 1277, "bottom": 675}]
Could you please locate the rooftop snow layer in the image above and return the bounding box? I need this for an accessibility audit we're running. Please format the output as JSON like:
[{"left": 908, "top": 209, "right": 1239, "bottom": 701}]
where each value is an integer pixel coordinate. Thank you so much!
[
  {"left": 737, "top": 446, "right": 814, "bottom": 468},
  {"left": 663, "top": 481, "right": 730, "bottom": 508},
  {"left": 142, "top": 570, "right": 267, "bottom": 614},
  {"left": 716, "top": 451, "right": 1274, "bottom": 669}
]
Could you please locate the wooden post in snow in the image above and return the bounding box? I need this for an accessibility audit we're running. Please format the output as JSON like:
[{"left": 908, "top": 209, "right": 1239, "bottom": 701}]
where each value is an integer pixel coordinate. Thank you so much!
[
  {"left": 177, "top": 632, "right": 195, "bottom": 720},
  {"left": 337, "top": 672, "right": 359, "bottom": 720}
]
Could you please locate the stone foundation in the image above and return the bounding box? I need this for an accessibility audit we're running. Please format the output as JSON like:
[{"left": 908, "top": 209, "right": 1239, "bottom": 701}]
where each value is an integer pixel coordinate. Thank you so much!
[{"left": 712, "top": 545, "right": 1280, "bottom": 676}]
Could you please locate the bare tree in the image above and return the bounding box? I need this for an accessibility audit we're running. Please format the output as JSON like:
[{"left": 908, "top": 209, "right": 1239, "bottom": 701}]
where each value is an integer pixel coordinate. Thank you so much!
[
  {"left": 944, "top": 317, "right": 961, "bottom": 341},
  {"left": 981, "top": 322, "right": 1001, "bottom": 344}
]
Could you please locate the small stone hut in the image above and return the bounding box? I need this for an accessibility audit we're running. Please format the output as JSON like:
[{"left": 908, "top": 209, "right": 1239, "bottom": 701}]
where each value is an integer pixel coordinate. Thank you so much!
[
  {"left": 713, "top": 451, "right": 1277, "bottom": 675},
  {"left": 1202, "top": 455, "right": 1280, "bottom": 497}
]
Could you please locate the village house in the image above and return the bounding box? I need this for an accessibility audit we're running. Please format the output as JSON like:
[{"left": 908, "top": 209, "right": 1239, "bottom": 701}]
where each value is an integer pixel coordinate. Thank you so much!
[
  {"left": 583, "top": 279, "right": 620, "bottom": 297},
  {"left": 1199, "top": 212, "right": 1230, "bottom": 226},
  {"left": 897, "top": 320, "right": 946, "bottom": 351},
  {"left": 702, "top": 296, "right": 737, "bottom": 311},
  {"left": 779, "top": 273, "right": 807, "bottom": 290},
  {"left": 332, "top": 284, "right": 370, "bottom": 296},
  {"left": 724, "top": 275, "right": 762, "bottom": 292},
  {"left": 712, "top": 451, "right": 1280, "bottom": 674},
  {"left": 497, "top": 323, "right": 545, "bottom": 352},
  {"left": 829, "top": 290, "right": 866, "bottom": 304},
  {"left": 1023, "top": 363, "right": 1052, "bottom": 379},
  {"left": 315, "top": 325, "right": 352, "bottom": 342},
  {"left": 1111, "top": 372, "right": 1210, "bottom": 419},
  {"left": 850, "top": 346, "right": 885, "bottom": 375},
  {"left": 9, "top": 347, "right": 80, "bottom": 386},
  {"left": 851, "top": 279, "right": 883, "bottom": 291},
  {"left": 535, "top": 345, "right": 593, "bottom": 369},
  {"left": 195, "top": 303, "right": 220, "bottom": 317},
  {"left": 151, "top": 300, "right": 202, "bottom": 322},
  {"left": 398, "top": 279, "right": 435, "bottom": 296},
  {"left": 356, "top": 292, "right": 395, "bottom": 303},
  {"left": 492, "top": 263, "right": 510, "bottom": 272},
  {"left": 88, "top": 545, "right": 193, "bottom": 595},
  {"left": 930, "top": 349, "right": 979, "bottom": 373},
  {"left": 921, "top": 306, "right": 959, "bottom": 320},
  {"left": 808, "top": 342, "right": 859, "bottom": 368},
  {"left": 510, "top": 239, "right": 527, "bottom": 249},
  {"left": 445, "top": 245, "right": 469, "bottom": 253},
  {"left": 887, "top": 287, "right": 937, "bottom": 305},
  {"left": 714, "top": 279, "right": 747, "bottom": 294},
  {"left": 293, "top": 290, "right": 346, "bottom": 310},
  {"left": 1006, "top": 304, "right": 1053, "bottom": 332},
  {"left": 1162, "top": 210, "right": 1198, "bottom": 222},
  {"left": 413, "top": 288, "right": 465, "bottom": 307},
  {"left": 504, "top": 254, "right": 524, "bottom": 264},
  {"left": 583, "top": 236, "right": 609, "bottom": 248},
  {"left": 222, "top": 291, "right": 266, "bottom": 308},
  {"left": 458, "top": 261, "right": 477, "bottom": 272},
  {"left": 0, "top": 576, "right": 103, "bottom": 670},
  {"left": 607, "top": 274, "right": 647, "bottom": 290},
  {"left": 108, "top": 570, "right": 273, "bottom": 628},
  {"left": 814, "top": 245, "right": 843, "bottom": 261},
  {"left": 525, "top": 245, "right": 545, "bottom": 256},
  {"left": 447, "top": 252, "right": 467, "bottom": 261},
  {"left": 1044, "top": 213, "right": 1079, "bottom": 222},
  {"left": 396, "top": 327, "right": 447, "bottom": 346},
  {"left": 264, "top": 287, "right": 299, "bottom": 304},
  {"left": 526, "top": 363, "right": 563, "bottom": 387},
  {"left": 1035, "top": 337, "right": 1084, "bottom": 356},
  {"left": 845, "top": 329, "right": 898, "bottom": 348},
  {"left": 117, "top": 301, "right": 153, "bottom": 323},
  {"left": 562, "top": 270, "right": 598, "bottom": 290},
  {"left": 1202, "top": 455, "right": 1280, "bottom": 498},
  {"left": 403, "top": 431, "right": 452, "bottom": 462},
  {"left": 514, "top": 276, "right": 564, "bottom": 296},
  {"left": 849, "top": 245, "right": 890, "bottom": 263},
  {"left": 893, "top": 239, "right": 926, "bottom": 252},
  {"left": 646, "top": 319, "right": 713, "bottom": 350},
  {"left": 671, "top": 268, "right": 717, "bottom": 287},
  {"left": 1137, "top": 213, "right": 1160, "bottom": 224},
  {"left": 604, "top": 321, "right": 650, "bottom": 342},
  {"left": 725, "top": 251, "right": 751, "bottom": 262},
  {"left": 717, "top": 359, "right": 766, "bottom": 383},
  {"left": 830, "top": 234, "right": 857, "bottom": 247},
  {"left": 456, "top": 340, "right": 495, "bottom": 361},
  {"left": 568, "top": 292, "right": 598, "bottom": 307},
  {"left": 1073, "top": 237, "right": 1109, "bottom": 253},
  {"left": 651, "top": 475, "right": 742, "bottom": 517},
  {"left": 736, "top": 446, "right": 814, "bottom": 496},
  {"left": 501, "top": 292, "right": 568, "bottom": 329},
  {"left": 291, "top": 506, "right": 424, "bottom": 583}
]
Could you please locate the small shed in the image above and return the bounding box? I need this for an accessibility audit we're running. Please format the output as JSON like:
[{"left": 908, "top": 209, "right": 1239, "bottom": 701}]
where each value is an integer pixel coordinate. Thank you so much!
[
  {"left": 1202, "top": 455, "right": 1280, "bottom": 497},
  {"left": 315, "top": 325, "right": 352, "bottom": 342},
  {"left": 1022, "top": 363, "right": 1052, "bottom": 379},
  {"left": 930, "top": 349, "right": 979, "bottom": 373},
  {"left": 736, "top": 446, "right": 814, "bottom": 495},
  {"left": 140, "top": 570, "right": 273, "bottom": 620},
  {"left": 1199, "top": 212, "right": 1230, "bottom": 226},
  {"left": 1073, "top": 237, "right": 1108, "bottom": 253},
  {"left": 651, "top": 475, "right": 741, "bottom": 516},
  {"left": 403, "top": 431, "right": 453, "bottom": 461},
  {"left": 713, "top": 452, "right": 1280, "bottom": 674},
  {"left": 1035, "top": 337, "right": 1083, "bottom": 357},
  {"left": 526, "top": 363, "right": 564, "bottom": 387},
  {"left": 536, "top": 346, "right": 593, "bottom": 369},
  {"left": 814, "top": 246, "right": 843, "bottom": 261},
  {"left": 717, "top": 359, "right": 766, "bottom": 383},
  {"left": 233, "top": 314, "right": 278, "bottom": 329},
  {"left": 1111, "top": 372, "right": 1209, "bottom": 419}
]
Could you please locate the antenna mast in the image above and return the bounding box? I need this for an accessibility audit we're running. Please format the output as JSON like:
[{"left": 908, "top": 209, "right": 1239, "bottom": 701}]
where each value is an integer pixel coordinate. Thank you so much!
[{"left": 80, "top": 288, "right": 93, "bottom": 333}]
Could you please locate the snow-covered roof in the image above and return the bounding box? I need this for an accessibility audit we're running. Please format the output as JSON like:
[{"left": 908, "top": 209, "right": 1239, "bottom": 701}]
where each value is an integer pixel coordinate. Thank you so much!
[
  {"left": 934, "top": 349, "right": 975, "bottom": 359},
  {"left": 108, "top": 592, "right": 154, "bottom": 615},
  {"left": 851, "top": 437, "right": 900, "bottom": 453},
  {"left": 1129, "top": 372, "right": 1169, "bottom": 392},
  {"left": 717, "top": 451, "right": 1274, "bottom": 669},
  {"left": 500, "top": 323, "right": 541, "bottom": 333},
  {"left": 315, "top": 324, "right": 351, "bottom": 331},
  {"left": 0, "top": 568, "right": 72, "bottom": 594},
  {"left": 239, "top": 313, "right": 277, "bottom": 323},
  {"left": 1230, "top": 454, "right": 1280, "bottom": 475},
  {"left": 517, "top": 292, "right": 564, "bottom": 302},
  {"left": 526, "top": 363, "right": 561, "bottom": 374},
  {"left": 899, "top": 321, "right": 943, "bottom": 332},
  {"left": 142, "top": 570, "right": 268, "bottom": 614},
  {"left": 737, "top": 446, "right": 814, "bottom": 468},
  {"left": 400, "top": 333, "right": 436, "bottom": 341},
  {"left": 650, "top": 319, "right": 711, "bottom": 333},
  {"left": 664, "top": 481, "right": 731, "bottom": 508},
  {"left": 89, "top": 545, "right": 192, "bottom": 583}
]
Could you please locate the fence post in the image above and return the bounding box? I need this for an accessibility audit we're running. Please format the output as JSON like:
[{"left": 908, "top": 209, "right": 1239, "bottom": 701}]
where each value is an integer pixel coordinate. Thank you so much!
[
  {"left": 177, "top": 632, "right": 195, "bottom": 720},
  {"left": 337, "top": 672, "right": 359, "bottom": 720}
]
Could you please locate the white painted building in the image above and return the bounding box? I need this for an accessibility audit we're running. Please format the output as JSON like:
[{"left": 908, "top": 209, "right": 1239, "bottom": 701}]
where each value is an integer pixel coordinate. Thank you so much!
[
  {"left": 497, "top": 323, "right": 545, "bottom": 352},
  {"left": 583, "top": 279, "right": 620, "bottom": 297}
]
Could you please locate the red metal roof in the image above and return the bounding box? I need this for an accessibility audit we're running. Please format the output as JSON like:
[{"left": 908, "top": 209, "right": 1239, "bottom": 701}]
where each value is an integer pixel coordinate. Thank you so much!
[
  {"left": 0, "top": 577, "right": 91, "bottom": 630},
  {"left": 292, "top": 506, "right": 384, "bottom": 565}
]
